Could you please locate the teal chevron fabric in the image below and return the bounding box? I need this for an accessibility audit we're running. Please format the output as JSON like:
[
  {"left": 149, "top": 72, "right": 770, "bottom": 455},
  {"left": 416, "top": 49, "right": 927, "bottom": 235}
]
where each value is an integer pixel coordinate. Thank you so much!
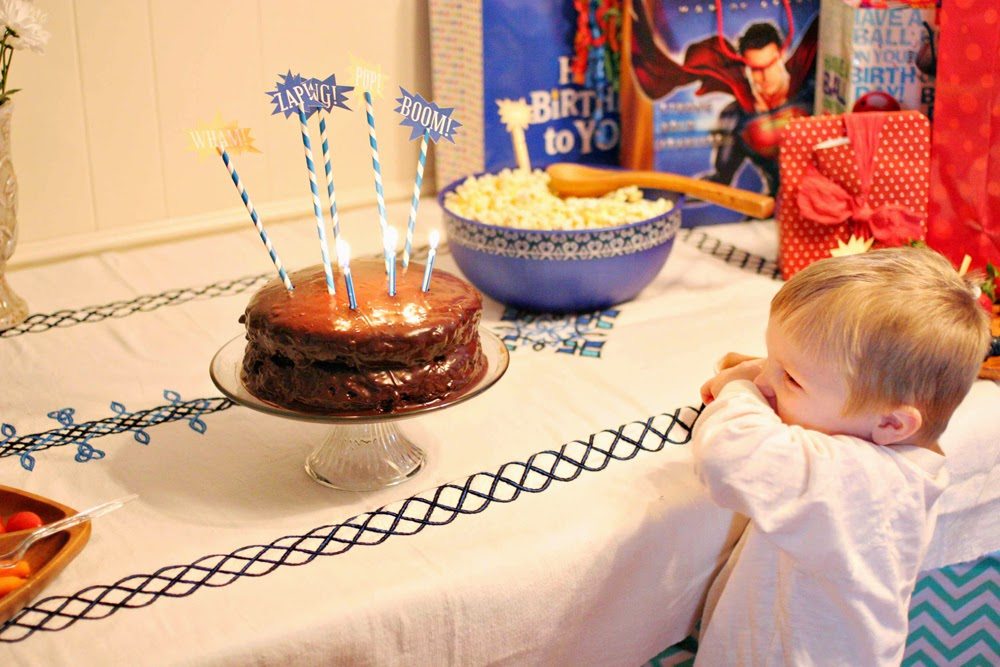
[
  {"left": 645, "top": 551, "right": 999, "bottom": 666},
  {"left": 903, "top": 552, "right": 999, "bottom": 666}
]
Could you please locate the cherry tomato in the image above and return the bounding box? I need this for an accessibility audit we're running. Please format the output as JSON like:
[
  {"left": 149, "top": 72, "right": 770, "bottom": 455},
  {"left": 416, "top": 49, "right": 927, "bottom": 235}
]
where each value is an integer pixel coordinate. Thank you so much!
[
  {"left": 0, "top": 576, "right": 26, "bottom": 597},
  {"left": 1, "top": 560, "right": 31, "bottom": 578},
  {"left": 4, "top": 511, "right": 43, "bottom": 532}
]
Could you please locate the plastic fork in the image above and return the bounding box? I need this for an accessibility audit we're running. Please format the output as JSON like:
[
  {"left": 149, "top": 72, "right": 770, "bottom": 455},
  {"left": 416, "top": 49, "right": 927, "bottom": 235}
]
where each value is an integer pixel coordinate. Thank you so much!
[{"left": 0, "top": 493, "right": 138, "bottom": 569}]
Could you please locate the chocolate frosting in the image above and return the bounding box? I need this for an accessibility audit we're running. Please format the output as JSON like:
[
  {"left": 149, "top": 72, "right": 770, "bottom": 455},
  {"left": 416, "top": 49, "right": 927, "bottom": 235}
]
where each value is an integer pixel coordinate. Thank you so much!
[
  {"left": 240, "top": 259, "right": 487, "bottom": 414},
  {"left": 243, "top": 259, "right": 482, "bottom": 365}
]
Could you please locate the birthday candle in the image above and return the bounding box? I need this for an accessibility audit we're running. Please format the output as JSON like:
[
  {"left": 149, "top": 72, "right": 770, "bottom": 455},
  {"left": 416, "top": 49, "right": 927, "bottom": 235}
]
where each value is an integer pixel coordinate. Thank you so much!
[
  {"left": 218, "top": 147, "right": 294, "bottom": 291},
  {"left": 384, "top": 226, "right": 398, "bottom": 297},
  {"left": 318, "top": 113, "right": 342, "bottom": 243},
  {"left": 297, "top": 104, "right": 336, "bottom": 294},
  {"left": 336, "top": 238, "right": 357, "bottom": 310},
  {"left": 403, "top": 128, "right": 429, "bottom": 268},
  {"left": 422, "top": 229, "right": 440, "bottom": 292},
  {"left": 364, "top": 90, "right": 389, "bottom": 235}
]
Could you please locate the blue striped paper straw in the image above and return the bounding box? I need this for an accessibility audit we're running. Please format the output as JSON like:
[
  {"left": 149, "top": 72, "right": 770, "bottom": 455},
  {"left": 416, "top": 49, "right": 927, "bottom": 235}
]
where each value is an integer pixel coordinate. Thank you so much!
[
  {"left": 402, "top": 129, "right": 429, "bottom": 268},
  {"left": 298, "top": 105, "right": 336, "bottom": 294},
  {"left": 318, "top": 113, "right": 341, "bottom": 244},
  {"left": 364, "top": 90, "right": 388, "bottom": 236},
  {"left": 218, "top": 147, "right": 294, "bottom": 291}
]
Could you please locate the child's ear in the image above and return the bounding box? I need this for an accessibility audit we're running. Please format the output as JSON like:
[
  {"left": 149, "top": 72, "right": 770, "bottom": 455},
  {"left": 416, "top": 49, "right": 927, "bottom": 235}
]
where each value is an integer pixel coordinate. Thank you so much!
[{"left": 871, "top": 406, "right": 923, "bottom": 445}]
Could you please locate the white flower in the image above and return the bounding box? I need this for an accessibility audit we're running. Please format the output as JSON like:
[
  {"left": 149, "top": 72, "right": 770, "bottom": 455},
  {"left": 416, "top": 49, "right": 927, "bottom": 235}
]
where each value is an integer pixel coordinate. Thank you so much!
[{"left": 0, "top": 0, "right": 49, "bottom": 53}]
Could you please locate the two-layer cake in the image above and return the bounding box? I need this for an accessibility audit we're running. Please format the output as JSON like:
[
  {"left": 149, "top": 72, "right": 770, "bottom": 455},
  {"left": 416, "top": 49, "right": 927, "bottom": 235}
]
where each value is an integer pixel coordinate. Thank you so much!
[{"left": 239, "top": 258, "right": 487, "bottom": 414}]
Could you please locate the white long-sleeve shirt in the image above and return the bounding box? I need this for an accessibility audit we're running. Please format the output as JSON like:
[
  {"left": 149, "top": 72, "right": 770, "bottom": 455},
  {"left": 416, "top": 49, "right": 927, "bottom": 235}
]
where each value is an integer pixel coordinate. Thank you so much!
[{"left": 691, "top": 380, "right": 948, "bottom": 667}]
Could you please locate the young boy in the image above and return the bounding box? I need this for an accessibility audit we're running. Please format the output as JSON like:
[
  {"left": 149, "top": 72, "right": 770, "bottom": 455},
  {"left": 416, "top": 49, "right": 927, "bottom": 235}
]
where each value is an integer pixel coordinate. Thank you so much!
[{"left": 692, "top": 247, "right": 991, "bottom": 666}]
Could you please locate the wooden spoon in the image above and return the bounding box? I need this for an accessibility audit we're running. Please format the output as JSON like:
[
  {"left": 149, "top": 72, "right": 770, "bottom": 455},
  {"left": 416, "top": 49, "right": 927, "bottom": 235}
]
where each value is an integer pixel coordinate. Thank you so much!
[{"left": 545, "top": 162, "right": 775, "bottom": 219}]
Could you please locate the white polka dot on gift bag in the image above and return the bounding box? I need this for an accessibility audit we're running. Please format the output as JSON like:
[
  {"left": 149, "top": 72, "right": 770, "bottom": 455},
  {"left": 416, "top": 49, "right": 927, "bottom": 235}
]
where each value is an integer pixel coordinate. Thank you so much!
[{"left": 776, "top": 112, "right": 930, "bottom": 280}]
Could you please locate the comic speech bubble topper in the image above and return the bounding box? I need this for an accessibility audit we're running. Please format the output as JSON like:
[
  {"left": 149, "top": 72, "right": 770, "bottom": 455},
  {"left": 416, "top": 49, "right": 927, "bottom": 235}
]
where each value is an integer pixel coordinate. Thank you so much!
[
  {"left": 394, "top": 87, "right": 461, "bottom": 144},
  {"left": 186, "top": 113, "right": 262, "bottom": 158},
  {"left": 266, "top": 70, "right": 325, "bottom": 118},
  {"left": 303, "top": 73, "right": 353, "bottom": 114},
  {"left": 186, "top": 115, "right": 293, "bottom": 290},
  {"left": 349, "top": 55, "right": 386, "bottom": 98},
  {"left": 393, "top": 87, "right": 461, "bottom": 266},
  {"left": 349, "top": 55, "right": 390, "bottom": 236}
]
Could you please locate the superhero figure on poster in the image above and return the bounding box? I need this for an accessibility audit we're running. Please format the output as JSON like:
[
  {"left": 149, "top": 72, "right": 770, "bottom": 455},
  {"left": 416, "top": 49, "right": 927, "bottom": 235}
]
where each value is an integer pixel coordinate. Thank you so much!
[{"left": 631, "top": 0, "right": 818, "bottom": 195}]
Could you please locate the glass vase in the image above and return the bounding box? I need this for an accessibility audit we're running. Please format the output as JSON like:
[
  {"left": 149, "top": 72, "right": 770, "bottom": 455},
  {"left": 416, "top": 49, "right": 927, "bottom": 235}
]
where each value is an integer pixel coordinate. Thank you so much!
[{"left": 0, "top": 101, "right": 28, "bottom": 330}]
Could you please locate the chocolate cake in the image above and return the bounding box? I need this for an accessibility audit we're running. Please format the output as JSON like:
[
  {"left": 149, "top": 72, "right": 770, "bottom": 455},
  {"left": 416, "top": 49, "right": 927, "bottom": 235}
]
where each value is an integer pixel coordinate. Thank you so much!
[{"left": 240, "top": 258, "right": 487, "bottom": 413}]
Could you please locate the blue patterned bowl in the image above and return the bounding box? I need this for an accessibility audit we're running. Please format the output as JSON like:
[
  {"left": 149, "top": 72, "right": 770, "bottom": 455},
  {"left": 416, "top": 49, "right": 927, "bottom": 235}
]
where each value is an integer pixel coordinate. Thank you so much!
[{"left": 439, "top": 177, "right": 683, "bottom": 313}]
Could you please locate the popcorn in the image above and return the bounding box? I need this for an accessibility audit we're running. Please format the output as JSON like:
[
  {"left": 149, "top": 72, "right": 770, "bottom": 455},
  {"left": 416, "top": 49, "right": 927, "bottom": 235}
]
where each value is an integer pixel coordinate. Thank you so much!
[{"left": 444, "top": 169, "right": 673, "bottom": 230}]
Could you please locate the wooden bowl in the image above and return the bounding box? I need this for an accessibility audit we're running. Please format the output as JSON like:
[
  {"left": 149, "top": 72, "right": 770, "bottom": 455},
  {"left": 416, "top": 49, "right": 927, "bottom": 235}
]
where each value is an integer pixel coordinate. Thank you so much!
[{"left": 0, "top": 486, "right": 90, "bottom": 626}]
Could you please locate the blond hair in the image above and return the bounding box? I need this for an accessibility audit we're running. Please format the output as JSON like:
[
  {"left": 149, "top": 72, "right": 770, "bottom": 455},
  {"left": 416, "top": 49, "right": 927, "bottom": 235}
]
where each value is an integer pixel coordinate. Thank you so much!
[{"left": 771, "top": 247, "right": 991, "bottom": 445}]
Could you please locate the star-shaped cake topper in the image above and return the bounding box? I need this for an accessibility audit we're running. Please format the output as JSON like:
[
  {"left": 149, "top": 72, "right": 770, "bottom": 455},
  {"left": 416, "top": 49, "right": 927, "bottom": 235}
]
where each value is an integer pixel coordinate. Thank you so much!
[
  {"left": 186, "top": 113, "right": 261, "bottom": 157},
  {"left": 349, "top": 55, "right": 386, "bottom": 99},
  {"left": 303, "top": 74, "right": 353, "bottom": 114},
  {"left": 265, "top": 70, "right": 325, "bottom": 118},
  {"left": 496, "top": 98, "right": 532, "bottom": 132},
  {"left": 394, "top": 87, "right": 461, "bottom": 143}
]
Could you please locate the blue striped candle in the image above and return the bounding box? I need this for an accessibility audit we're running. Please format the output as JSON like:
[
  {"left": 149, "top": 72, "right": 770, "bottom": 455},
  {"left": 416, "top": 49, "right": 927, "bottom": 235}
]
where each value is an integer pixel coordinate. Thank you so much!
[
  {"left": 218, "top": 147, "right": 294, "bottom": 291},
  {"left": 402, "top": 129, "right": 429, "bottom": 268},
  {"left": 336, "top": 238, "right": 357, "bottom": 310},
  {"left": 298, "top": 105, "right": 335, "bottom": 294},
  {"left": 384, "top": 226, "right": 398, "bottom": 297},
  {"left": 421, "top": 229, "right": 440, "bottom": 292},
  {"left": 318, "top": 113, "right": 341, "bottom": 244},
  {"left": 364, "top": 90, "right": 388, "bottom": 236}
]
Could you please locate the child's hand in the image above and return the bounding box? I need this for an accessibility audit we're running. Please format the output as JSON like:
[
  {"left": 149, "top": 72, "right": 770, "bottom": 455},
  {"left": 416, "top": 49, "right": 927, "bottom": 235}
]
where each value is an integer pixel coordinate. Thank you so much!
[
  {"left": 700, "top": 355, "right": 765, "bottom": 404},
  {"left": 715, "top": 352, "right": 761, "bottom": 372}
]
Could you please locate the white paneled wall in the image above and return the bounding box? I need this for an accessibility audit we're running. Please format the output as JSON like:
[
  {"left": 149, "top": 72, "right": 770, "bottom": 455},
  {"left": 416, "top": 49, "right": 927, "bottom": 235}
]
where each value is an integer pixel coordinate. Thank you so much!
[{"left": 7, "top": 1, "right": 433, "bottom": 267}]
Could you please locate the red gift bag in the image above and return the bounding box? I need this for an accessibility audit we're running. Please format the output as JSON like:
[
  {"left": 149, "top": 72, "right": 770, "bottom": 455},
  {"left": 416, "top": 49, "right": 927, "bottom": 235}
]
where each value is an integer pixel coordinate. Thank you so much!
[
  {"left": 926, "top": 0, "right": 1000, "bottom": 272},
  {"left": 776, "top": 111, "right": 930, "bottom": 279}
]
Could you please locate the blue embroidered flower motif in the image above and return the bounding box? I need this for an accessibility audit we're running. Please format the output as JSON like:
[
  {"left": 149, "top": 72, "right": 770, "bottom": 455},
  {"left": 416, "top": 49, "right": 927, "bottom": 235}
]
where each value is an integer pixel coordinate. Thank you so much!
[
  {"left": 163, "top": 390, "right": 209, "bottom": 434},
  {"left": 496, "top": 308, "right": 620, "bottom": 357},
  {"left": 110, "top": 401, "right": 151, "bottom": 445},
  {"left": 45, "top": 408, "right": 106, "bottom": 464}
]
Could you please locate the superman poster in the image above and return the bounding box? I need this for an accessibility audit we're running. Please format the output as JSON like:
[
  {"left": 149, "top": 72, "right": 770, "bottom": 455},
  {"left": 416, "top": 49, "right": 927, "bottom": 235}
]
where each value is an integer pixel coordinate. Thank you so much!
[{"left": 622, "top": 0, "right": 819, "bottom": 225}]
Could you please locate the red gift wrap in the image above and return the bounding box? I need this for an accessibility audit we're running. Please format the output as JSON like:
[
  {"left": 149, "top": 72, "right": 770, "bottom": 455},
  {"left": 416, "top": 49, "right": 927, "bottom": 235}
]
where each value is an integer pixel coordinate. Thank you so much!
[
  {"left": 926, "top": 0, "right": 1000, "bottom": 272},
  {"left": 776, "top": 111, "right": 930, "bottom": 279}
]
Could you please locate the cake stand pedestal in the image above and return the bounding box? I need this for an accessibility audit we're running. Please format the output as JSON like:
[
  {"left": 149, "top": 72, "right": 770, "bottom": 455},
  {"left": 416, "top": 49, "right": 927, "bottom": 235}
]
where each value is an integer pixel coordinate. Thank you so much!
[
  {"left": 209, "top": 328, "right": 509, "bottom": 492},
  {"left": 304, "top": 420, "right": 425, "bottom": 490}
]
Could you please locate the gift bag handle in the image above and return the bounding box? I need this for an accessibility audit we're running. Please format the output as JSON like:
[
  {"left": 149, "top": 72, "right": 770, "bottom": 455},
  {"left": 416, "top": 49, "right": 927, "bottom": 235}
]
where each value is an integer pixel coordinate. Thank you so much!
[{"left": 714, "top": 0, "right": 795, "bottom": 65}]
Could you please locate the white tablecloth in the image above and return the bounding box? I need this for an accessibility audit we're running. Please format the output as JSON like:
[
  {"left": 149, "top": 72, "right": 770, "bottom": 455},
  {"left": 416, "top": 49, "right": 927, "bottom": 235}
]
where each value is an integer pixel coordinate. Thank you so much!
[{"left": 0, "top": 200, "right": 996, "bottom": 665}]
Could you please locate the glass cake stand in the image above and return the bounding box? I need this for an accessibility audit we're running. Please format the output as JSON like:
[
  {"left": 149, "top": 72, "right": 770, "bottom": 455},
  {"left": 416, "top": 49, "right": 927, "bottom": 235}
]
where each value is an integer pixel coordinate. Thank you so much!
[{"left": 209, "top": 328, "right": 509, "bottom": 492}]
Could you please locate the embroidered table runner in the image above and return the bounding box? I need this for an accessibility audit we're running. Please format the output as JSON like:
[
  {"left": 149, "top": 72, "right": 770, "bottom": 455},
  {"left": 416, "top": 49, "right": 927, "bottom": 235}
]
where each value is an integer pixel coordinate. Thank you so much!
[{"left": 0, "top": 200, "right": 995, "bottom": 665}]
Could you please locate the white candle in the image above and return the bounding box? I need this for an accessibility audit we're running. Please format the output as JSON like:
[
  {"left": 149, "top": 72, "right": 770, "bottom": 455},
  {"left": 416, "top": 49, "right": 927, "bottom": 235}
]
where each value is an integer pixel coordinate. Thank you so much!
[{"left": 422, "top": 229, "right": 440, "bottom": 292}]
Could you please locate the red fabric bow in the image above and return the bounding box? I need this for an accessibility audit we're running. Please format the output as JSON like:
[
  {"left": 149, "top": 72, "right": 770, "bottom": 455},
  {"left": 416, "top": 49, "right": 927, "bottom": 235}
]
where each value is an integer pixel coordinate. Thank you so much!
[{"left": 796, "top": 164, "right": 924, "bottom": 247}]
